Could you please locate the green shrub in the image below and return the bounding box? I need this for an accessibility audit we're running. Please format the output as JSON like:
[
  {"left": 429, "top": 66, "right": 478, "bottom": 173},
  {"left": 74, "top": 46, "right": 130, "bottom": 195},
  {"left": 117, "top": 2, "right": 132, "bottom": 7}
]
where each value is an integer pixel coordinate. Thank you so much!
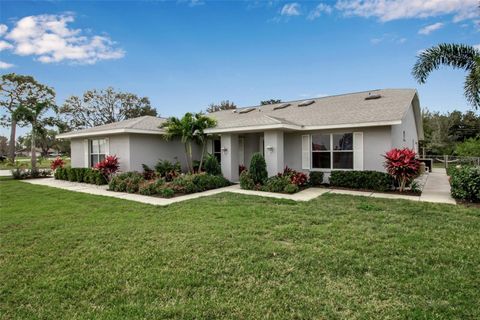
[
  {"left": 284, "top": 183, "right": 299, "bottom": 194},
  {"left": 309, "top": 171, "right": 324, "bottom": 186},
  {"left": 329, "top": 171, "right": 394, "bottom": 192},
  {"left": 159, "top": 187, "right": 175, "bottom": 198},
  {"left": 449, "top": 166, "right": 480, "bottom": 202},
  {"left": 170, "top": 174, "right": 198, "bottom": 194},
  {"left": 204, "top": 154, "right": 222, "bottom": 176},
  {"left": 262, "top": 175, "right": 290, "bottom": 193},
  {"left": 240, "top": 170, "right": 255, "bottom": 190},
  {"left": 249, "top": 153, "right": 268, "bottom": 185},
  {"left": 67, "top": 168, "right": 77, "bottom": 181},
  {"left": 155, "top": 159, "right": 181, "bottom": 178},
  {"left": 139, "top": 179, "right": 165, "bottom": 196}
]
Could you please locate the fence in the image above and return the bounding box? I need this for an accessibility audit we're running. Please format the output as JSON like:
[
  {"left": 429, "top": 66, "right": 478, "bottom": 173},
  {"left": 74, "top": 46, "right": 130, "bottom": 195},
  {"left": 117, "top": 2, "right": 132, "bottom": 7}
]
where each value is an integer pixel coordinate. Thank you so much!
[{"left": 421, "top": 155, "right": 480, "bottom": 170}]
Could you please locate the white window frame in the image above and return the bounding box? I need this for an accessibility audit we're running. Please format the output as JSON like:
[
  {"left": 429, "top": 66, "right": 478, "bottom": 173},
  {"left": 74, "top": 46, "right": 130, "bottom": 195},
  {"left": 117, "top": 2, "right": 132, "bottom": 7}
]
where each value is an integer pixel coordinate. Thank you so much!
[
  {"left": 310, "top": 133, "right": 354, "bottom": 171},
  {"left": 89, "top": 138, "right": 106, "bottom": 167}
]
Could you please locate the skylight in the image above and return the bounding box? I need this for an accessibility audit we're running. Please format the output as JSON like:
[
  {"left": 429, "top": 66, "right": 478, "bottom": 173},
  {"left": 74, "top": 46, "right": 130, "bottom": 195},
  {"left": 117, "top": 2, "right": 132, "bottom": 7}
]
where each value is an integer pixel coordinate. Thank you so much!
[
  {"left": 298, "top": 100, "right": 315, "bottom": 107},
  {"left": 365, "top": 94, "right": 382, "bottom": 100},
  {"left": 238, "top": 108, "right": 255, "bottom": 114},
  {"left": 273, "top": 103, "right": 291, "bottom": 110}
]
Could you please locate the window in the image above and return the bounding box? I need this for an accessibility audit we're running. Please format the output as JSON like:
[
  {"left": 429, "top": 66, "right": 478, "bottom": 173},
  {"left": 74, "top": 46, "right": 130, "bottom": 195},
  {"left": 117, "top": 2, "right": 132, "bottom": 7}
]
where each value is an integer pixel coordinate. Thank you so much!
[
  {"left": 90, "top": 139, "right": 106, "bottom": 167},
  {"left": 311, "top": 133, "right": 353, "bottom": 170},
  {"left": 213, "top": 139, "right": 221, "bottom": 163}
]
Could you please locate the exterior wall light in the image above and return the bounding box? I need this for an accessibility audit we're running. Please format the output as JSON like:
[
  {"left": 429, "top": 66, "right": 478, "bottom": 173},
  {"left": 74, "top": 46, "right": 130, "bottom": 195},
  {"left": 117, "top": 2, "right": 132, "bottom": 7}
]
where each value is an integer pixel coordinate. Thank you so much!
[
  {"left": 266, "top": 145, "right": 274, "bottom": 152},
  {"left": 221, "top": 147, "right": 228, "bottom": 153}
]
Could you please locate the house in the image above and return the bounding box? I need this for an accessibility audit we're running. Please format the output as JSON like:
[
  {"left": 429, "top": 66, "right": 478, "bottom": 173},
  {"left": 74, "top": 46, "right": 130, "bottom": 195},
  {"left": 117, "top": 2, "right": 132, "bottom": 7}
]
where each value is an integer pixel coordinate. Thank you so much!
[{"left": 57, "top": 89, "right": 423, "bottom": 182}]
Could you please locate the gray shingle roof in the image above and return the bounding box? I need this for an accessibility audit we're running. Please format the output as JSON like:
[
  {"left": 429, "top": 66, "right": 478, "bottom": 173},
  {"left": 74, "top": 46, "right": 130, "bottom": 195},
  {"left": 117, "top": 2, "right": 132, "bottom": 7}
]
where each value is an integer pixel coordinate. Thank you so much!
[
  {"left": 57, "top": 116, "right": 166, "bottom": 138},
  {"left": 207, "top": 89, "right": 418, "bottom": 131}
]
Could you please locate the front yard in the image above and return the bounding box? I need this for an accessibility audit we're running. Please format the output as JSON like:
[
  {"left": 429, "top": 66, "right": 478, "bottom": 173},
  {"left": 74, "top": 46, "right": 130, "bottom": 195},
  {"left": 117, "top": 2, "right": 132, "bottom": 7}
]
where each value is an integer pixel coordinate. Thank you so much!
[{"left": 1, "top": 178, "right": 479, "bottom": 319}]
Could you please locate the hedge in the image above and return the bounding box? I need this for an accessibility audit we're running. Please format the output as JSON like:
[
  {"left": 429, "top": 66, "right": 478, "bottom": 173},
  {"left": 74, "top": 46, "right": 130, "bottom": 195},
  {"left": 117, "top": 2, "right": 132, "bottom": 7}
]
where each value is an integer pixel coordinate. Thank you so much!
[
  {"left": 54, "top": 167, "right": 107, "bottom": 185},
  {"left": 449, "top": 166, "right": 480, "bottom": 202},
  {"left": 329, "top": 170, "right": 394, "bottom": 192}
]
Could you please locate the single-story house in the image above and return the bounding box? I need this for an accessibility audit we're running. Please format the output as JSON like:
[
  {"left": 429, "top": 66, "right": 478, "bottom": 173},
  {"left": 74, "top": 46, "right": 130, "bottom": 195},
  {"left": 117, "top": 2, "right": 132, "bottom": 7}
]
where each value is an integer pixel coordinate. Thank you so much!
[{"left": 57, "top": 88, "right": 423, "bottom": 182}]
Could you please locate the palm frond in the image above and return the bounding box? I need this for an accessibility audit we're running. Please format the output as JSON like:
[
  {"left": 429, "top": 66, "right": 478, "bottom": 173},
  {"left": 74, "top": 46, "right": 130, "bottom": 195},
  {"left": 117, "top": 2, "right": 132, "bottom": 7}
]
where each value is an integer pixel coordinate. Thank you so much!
[
  {"left": 464, "top": 62, "right": 480, "bottom": 109},
  {"left": 412, "top": 43, "right": 479, "bottom": 84}
]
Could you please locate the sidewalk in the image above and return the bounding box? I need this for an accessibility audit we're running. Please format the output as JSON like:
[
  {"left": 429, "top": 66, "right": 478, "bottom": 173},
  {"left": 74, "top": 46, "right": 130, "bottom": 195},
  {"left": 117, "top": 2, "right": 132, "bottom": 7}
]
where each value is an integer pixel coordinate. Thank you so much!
[
  {"left": 420, "top": 168, "right": 456, "bottom": 205},
  {"left": 22, "top": 176, "right": 457, "bottom": 206}
]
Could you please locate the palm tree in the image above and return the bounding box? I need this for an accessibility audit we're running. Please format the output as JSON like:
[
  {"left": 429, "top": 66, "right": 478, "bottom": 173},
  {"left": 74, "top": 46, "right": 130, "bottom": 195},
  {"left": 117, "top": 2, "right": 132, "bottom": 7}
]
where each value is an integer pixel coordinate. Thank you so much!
[
  {"left": 412, "top": 43, "right": 480, "bottom": 109},
  {"left": 193, "top": 113, "right": 217, "bottom": 172},
  {"left": 161, "top": 113, "right": 216, "bottom": 173}
]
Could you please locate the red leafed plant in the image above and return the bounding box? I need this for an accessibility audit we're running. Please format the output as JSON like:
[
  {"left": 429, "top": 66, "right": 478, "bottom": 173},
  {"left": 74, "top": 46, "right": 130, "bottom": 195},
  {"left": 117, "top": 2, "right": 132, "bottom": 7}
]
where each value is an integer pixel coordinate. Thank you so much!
[
  {"left": 50, "top": 156, "right": 65, "bottom": 170},
  {"left": 383, "top": 148, "right": 420, "bottom": 192},
  {"left": 279, "top": 166, "right": 308, "bottom": 186},
  {"left": 95, "top": 155, "right": 120, "bottom": 180}
]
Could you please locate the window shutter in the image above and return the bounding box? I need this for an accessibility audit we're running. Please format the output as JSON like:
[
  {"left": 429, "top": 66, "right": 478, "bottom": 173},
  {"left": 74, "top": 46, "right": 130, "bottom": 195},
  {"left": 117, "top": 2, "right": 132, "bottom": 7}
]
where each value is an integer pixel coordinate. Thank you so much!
[
  {"left": 238, "top": 137, "right": 245, "bottom": 166},
  {"left": 353, "top": 132, "right": 363, "bottom": 170},
  {"left": 105, "top": 138, "right": 110, "bottom": 155},
  {"left": 83, "top": 139, "right": 89, "bottom": 168},
  {"left": 301, "top": 135, "right": 310, "bottom": 170}
]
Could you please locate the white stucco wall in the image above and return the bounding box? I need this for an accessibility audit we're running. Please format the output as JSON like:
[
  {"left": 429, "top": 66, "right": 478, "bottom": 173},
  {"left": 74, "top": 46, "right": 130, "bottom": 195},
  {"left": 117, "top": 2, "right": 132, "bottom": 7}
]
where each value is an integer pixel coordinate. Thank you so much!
[
  {"left": 391, "top": 103, "right": 419, "bottom": 153},
  {"left": 70, "top": 138, "right": 85, "bottom": 168},
  {"left": 129, "top": 134, "right": 201, "bottom": 172}
]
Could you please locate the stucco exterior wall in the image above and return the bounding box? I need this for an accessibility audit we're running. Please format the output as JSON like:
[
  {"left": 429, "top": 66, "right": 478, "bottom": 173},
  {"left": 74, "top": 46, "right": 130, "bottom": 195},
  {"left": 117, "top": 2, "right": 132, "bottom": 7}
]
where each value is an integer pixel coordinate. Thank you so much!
[
  {"left": 391, "top": 103, "right": 419, "bottom": 153},
  {"left": 129, "top": 134, "right": 201, "bottom": 172},
  {"left": 110, "top": 134, "right": 131, "bottom": 171},
  {"left": 242, "top": 133, "right": 261, "bottom": 168}
]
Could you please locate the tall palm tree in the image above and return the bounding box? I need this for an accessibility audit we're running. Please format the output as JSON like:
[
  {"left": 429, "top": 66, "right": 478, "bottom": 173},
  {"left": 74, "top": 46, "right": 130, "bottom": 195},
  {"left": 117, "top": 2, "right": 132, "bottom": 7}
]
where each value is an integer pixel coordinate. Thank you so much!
[
  {"left": 161, "top": 113, "right": 216, "bottom": 173},
  {"left": 412, "top": 43, "right": 480, "bottom": 109}
]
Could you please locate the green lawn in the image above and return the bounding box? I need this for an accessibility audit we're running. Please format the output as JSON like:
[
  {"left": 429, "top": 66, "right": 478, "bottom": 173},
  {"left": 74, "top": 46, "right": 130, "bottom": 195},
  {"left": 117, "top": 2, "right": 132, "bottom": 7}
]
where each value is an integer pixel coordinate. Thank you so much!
[{"left": 1, "top": 179, "right": 479, "bottom": 319}]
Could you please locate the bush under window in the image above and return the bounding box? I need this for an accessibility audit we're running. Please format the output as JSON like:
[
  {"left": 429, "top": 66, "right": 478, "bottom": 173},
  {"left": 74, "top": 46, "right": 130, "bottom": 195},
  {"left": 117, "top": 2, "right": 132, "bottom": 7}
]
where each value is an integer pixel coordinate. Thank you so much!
[{"left": 329, "top": 170, "right": 394, "bottom": 192}]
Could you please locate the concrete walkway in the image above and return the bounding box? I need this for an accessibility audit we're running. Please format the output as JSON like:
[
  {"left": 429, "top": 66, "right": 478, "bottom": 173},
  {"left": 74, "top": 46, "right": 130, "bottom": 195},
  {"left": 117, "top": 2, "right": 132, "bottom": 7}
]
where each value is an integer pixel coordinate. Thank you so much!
[
  {"left": 21, "top": 175, "right": 456, "bottom": 206},
  {"left": 420, "top": 168, "right": 456, "bottom": 205}
]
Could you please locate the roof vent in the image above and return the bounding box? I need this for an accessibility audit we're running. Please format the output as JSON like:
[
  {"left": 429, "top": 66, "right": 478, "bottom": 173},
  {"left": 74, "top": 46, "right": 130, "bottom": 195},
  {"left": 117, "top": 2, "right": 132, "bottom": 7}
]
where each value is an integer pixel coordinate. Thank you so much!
[
  {"left": 273, "top": 103, "right": 291, "bottom": 110},
  {"left": 298, "top": 100, "right": 315, "bottom": 107},
  {"left": 238, "top": 108, "right": 255, "bottom": 114},
  {"left": 365, "top": 93, "right": 382, "bottom": 100}
]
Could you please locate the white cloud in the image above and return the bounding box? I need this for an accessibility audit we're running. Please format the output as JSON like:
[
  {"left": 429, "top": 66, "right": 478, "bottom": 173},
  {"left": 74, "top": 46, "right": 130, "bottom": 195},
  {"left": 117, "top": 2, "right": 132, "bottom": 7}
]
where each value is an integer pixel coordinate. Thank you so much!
[
  {"left": 0, "top": 40, "right": 13, "bottom": 51},
  {"left": 307, "top": 3, "right": 333, "bottom": 20},
  {"left": 2, "top": 14, "right": 125, "bottom": 64},
  {"left": 0, "top": 24, "right": 8, "bottom": 36},
  {"left": 335, "top": 0, "right": 479, "bottom": 22},
  {"left": 418, "top": 22, "right": 444, "bottom": 35},
  {"left": 474, "top": 44, "right": 480, "bottom": 51},
  {"left": 0, "top": 61, "right": 15, "bottom": 69},
  {"left": 370, "top": 34, "right": 406, "bottom": 45},
  {"left": 281, "top": 3, "right": 300, "bottom": 16}
]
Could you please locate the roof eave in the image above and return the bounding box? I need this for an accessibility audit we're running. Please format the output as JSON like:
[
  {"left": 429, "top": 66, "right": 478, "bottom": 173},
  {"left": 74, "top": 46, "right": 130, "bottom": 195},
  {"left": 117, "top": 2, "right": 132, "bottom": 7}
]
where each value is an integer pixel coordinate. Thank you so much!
[{"left": 56, "top": 128, "right": 164, "bottom": 139}]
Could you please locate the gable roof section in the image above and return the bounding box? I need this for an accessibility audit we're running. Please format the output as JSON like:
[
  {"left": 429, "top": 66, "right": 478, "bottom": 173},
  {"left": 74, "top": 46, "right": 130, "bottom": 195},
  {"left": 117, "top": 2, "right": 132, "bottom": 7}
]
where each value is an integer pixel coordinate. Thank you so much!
[
  {"left": 57, "top": 116, "right": 166, "bottom": 139},
  {"left": 205, "top": 89, "right": 419, "bottom": 133}
]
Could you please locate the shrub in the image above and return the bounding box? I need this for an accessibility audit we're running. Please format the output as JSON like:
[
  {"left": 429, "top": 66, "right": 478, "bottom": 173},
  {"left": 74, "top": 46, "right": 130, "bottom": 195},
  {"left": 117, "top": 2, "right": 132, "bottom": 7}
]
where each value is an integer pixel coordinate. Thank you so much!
[
  {"left": 11, "top": 168, "right": 51, "bottom": 180},
  {"left": 95, "top": 155, "right": 119, "bottom": 181},
  {"left": 240, "top": 170, "right": 255, "bottom": 190},
  {"left": 309, "top": 171, "right": 324, "bottom": 186},
  {"left": 455, "top": 137, "right": 480, "bottom": 157},
  {"left": 139, "top": 179, "right": 165, "bottom": 196},
  {"left": 383, "top": 148, "right": 420, "bottom": 192},
  {"left": 50, "top": 157, "right": 65, "bottom": 170},
  {"left": 239, "top": 165, "right": 246, "bottom": 175},
  {"left": 263, "top": 175, "right": 290, "bottom": 193},
  {"left": 204, "top": 154, "right": 222, "bottom": 176},
  {"left": 193, "top": 173, "right": 230, "bottom": 191},
  {"left": 155, "top": 159, "right": 181, "bottom": 181},
  {"left": 449, "top": 166, "right": 480, "bottom": 202},
  {"left": 249, "top": 153, "right": 268, "bottom": 185},
  {"left": 284, "top": 183, "right": 299, "bottom": 194},
  {"left": 159, "top": 187, "right": 175, "bottom": 198},
  {"left": 109, "top": 172, "right": 143, "bottom": 192},
  {"left": 329, "top": 171, "right": 394, "bottom": 192},
  {"left": 141, "top": 164, "right": 157, "bottom": 180},
  {"left": 290, "top": 171, "right": 308, "bottom": 186}
]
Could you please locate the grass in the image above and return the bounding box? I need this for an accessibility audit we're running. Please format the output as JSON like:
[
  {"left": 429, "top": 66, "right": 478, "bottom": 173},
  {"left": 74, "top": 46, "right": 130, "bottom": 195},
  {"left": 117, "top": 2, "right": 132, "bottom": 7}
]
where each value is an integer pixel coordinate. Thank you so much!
[{"left": 1, "top": 179, "right": 479, "bottom": 319}]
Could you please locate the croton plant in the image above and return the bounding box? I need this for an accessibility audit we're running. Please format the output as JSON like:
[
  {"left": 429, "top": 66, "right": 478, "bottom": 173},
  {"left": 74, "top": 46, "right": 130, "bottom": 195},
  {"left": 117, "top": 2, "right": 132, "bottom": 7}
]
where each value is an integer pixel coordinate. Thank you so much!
[
  {"left": 95, "top": 155, "right": 120, "bottom": 180},
  {"left": 383, "top": 148, "right": 420, "bottom": 192}
]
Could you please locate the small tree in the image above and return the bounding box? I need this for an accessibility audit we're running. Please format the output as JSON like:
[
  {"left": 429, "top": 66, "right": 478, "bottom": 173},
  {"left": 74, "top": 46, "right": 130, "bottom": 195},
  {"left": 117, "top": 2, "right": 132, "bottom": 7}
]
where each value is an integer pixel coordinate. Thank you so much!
[
  {"left": 249, "top": 153, "right": 268, "bottom": 184},
  {"left": 206, "top": 100, "right": 237, "bottom": 113},
  {"left": 383, "top": 148, "right": 420, "bottom": 192}
]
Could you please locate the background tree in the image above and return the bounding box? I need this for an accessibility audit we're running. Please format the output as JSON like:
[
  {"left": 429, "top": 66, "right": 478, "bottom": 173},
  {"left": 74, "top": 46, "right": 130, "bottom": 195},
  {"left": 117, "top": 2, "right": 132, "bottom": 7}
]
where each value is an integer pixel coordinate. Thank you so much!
[
  {"left": 260, "top": 99, "right": 282, "bottom": 105},
  {"left": 412, "top": 43, "right": 480, "bottom": 109},
  {"left": 206, "top": 100, "right": 237, "bottom": 113},
  {"left": 0, "top": 73, "right": 54, "bottom": 161},
  {"left": 58, "top": 87, "right": 157, "bottom": 130},
  {"left": 0, "top": 136, "right": 8, "bottom": 155},
  {"left": 21, "top": 129, "right": 59, "bottom": 157},
  {"left": 16, "top": 101, "right": 56, "bottom": 170},
  {"left": 455, "top": 137, "right": 480, "bottom": 156}
]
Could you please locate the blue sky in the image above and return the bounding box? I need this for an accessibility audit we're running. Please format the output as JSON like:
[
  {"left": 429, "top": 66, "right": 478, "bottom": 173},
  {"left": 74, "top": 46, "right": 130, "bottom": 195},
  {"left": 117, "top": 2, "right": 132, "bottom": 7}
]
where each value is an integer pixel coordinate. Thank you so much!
[{"left": 1, "top": 0, "right": 479, "bottom": 136}]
